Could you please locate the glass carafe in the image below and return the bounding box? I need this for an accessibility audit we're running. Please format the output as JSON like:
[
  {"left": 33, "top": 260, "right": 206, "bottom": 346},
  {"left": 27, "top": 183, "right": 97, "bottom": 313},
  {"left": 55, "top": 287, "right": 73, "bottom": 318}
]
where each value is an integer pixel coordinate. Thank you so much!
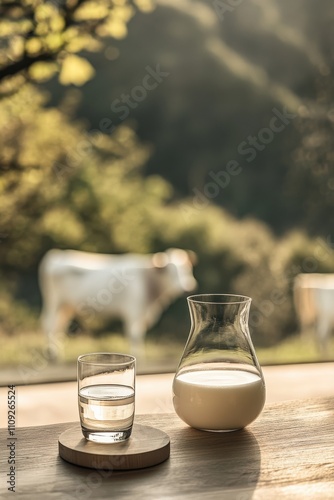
[{"left": 172, "top": 294, "right": 265, "bottom": 432}]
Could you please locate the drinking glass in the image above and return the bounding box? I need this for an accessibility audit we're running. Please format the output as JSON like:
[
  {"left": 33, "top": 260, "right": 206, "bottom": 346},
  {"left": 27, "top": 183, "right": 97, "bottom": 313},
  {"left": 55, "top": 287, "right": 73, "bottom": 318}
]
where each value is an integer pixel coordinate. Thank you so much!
[
  {"left": 78, "top": 352, "right": 136, "bottom": 443},
  {"left": 173, "top": 294, "right": 265, "bottom": 432}
]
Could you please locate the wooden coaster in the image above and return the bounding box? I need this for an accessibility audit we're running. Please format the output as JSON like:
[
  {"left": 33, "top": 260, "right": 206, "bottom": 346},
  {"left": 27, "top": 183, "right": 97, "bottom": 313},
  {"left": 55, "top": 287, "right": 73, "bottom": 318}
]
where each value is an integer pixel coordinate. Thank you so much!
[{"left": 58, "top": 423, "right": 170, "bottom": 470}]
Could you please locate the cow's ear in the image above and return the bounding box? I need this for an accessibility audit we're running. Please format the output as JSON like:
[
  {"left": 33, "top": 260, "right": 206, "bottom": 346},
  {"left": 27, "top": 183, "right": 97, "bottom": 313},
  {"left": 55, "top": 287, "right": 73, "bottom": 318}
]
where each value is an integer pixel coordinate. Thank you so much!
[
  {"left": 166, "top": 248, "right": 197, "bottom": 266},
  {"left": 152, "top": 252, "right": 169, "bottom": 268}
]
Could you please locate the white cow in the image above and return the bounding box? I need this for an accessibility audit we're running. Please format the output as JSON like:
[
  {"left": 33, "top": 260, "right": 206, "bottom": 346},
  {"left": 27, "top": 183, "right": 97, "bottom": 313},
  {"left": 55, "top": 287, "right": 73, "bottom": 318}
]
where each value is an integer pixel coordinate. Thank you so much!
[
  {"left": 293, "top": 273, "right": 334, "bottom": 354},
  {"left": 39, "top": 248, "right": 197, "bottom": 360}
]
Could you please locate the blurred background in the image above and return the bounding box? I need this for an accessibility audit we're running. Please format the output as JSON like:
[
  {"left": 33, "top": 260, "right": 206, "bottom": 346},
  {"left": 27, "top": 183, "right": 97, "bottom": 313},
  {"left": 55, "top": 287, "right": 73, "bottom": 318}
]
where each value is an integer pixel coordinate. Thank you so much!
[{"left": 1, "top": 0, "right": 334, "bottom": 383}]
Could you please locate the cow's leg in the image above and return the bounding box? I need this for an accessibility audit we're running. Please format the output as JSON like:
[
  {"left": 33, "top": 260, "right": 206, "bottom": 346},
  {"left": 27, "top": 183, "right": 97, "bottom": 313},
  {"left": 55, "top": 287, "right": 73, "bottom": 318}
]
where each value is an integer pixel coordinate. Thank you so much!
[
  {"left": 316, "top": 315, "right": 330, "bottom": 357},
  {"left": 124, "top": 318, "right": 147, "bottom": 362},
  {"left": 294, "top": 286, "right": 315, "bottom": 340},
  {"left": 124, "top": 303, "right": 166, "bottom": 363},
  {"left": 40, "top": 304, "right": 73, "bottom": 362}
]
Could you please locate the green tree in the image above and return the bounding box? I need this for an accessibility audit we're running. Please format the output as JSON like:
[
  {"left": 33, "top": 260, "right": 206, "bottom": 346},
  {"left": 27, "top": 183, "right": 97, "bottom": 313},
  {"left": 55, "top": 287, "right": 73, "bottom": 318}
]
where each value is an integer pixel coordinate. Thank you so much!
[
  {"left": 286, "top": 75, "right": 334, "bottom": 236},
  {"left": 0, "top": 84, "right": 171, "bottom": 272}
]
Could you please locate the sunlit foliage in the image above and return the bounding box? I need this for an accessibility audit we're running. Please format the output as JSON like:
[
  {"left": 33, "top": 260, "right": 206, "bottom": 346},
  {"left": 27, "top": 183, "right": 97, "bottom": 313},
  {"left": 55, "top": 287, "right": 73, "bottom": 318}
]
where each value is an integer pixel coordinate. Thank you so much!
[
  {"left": 0, "top": 84, "right": 169, "bottom": 270},
  {"left": 0, "top": 0, "right": 154, "bottom": 89}
]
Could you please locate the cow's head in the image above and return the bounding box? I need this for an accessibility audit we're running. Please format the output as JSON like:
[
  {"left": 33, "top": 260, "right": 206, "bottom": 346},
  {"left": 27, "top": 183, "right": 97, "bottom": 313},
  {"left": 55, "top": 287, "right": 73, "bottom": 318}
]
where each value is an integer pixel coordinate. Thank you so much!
[{"left": 152, "top": 248, "right": 197, "bottom": 297}]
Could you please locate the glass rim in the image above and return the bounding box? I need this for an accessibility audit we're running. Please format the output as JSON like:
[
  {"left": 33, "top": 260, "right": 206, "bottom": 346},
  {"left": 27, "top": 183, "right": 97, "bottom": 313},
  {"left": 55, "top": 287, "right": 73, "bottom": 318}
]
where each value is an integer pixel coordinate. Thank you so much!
[
  {"left": 187, "top": 293, "right": 251, "bottom": 305},
  {"left": 77, "top": 352, "right": 136, "bottom": 366}
]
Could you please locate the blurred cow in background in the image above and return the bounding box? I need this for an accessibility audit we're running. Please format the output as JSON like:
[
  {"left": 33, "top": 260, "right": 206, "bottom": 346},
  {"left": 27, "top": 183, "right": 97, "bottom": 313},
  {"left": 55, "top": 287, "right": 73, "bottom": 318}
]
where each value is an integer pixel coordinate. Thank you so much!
[
  {"left": 293, "top": 273, "right": 334, "bottom": 355},
  {"left": 39, "top": 248, "right": 197, "bottom": 361}
]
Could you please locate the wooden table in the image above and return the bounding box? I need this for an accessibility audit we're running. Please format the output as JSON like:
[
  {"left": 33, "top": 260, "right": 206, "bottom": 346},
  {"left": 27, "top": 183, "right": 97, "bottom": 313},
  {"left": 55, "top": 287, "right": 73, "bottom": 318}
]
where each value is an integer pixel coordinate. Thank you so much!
[{"left": 1, "top": 398, "right": 334, "bottom": 499}]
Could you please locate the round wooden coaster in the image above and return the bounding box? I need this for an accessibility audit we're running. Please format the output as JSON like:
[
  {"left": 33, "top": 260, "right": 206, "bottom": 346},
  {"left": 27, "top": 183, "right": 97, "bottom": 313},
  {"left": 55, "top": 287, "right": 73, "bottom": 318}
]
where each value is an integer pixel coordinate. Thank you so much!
[{"left": 58, "top": 423, "right": 170, "bottom": 470}]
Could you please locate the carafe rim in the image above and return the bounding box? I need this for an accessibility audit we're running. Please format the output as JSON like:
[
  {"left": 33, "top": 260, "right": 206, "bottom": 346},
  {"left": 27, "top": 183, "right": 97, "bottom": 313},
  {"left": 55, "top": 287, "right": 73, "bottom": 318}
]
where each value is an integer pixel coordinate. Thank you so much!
[{"left": 187, "top": 293, "right": 251, "bottom": 305}]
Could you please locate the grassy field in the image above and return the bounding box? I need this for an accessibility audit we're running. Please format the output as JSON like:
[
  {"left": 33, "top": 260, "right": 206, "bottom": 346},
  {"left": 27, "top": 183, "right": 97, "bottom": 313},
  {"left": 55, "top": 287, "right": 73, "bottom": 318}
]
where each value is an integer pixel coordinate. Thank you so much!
[
  {"left": 256, "top": 335, "right": 334, "bottom": 364},
  {"left": 1, "top": 330, "right": 334, "bottom": 376}
]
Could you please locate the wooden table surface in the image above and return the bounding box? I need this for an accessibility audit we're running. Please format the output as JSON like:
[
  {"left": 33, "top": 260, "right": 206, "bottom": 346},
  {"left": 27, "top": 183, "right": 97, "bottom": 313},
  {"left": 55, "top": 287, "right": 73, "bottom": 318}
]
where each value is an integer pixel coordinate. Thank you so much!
[{"left": 1, "top": 397, "right": 334, "bottom": 499}]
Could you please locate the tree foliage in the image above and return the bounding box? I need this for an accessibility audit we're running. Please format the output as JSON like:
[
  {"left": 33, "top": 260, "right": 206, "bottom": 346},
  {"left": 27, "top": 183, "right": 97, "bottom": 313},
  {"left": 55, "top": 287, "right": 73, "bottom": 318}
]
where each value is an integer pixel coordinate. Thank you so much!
[
  {"left": 286, "top": 76, "right": 334, "bottom": 236},
  {"left": 0, "top": 0, "right": 153, "bottom": 90},
  {"left": 0, "top": 84, "right": 170, "bottom": 271}
]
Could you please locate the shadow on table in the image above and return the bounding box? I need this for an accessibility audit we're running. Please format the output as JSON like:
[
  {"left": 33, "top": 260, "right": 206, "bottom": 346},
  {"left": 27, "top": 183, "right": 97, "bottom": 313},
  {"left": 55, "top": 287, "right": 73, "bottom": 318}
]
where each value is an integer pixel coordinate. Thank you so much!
[
  {"left": 56, "top": 426, "right": 261, "bottom": 499},
  {"left": 172, "top": 426, "right": 261, "bottom": 498}
]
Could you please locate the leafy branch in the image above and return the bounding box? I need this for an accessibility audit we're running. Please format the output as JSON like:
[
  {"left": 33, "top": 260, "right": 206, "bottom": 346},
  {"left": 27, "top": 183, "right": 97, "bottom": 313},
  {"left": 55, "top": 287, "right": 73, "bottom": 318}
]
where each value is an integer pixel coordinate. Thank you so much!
[{"left": 0, "top": 0, "right": 142, "bottom": 87}]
